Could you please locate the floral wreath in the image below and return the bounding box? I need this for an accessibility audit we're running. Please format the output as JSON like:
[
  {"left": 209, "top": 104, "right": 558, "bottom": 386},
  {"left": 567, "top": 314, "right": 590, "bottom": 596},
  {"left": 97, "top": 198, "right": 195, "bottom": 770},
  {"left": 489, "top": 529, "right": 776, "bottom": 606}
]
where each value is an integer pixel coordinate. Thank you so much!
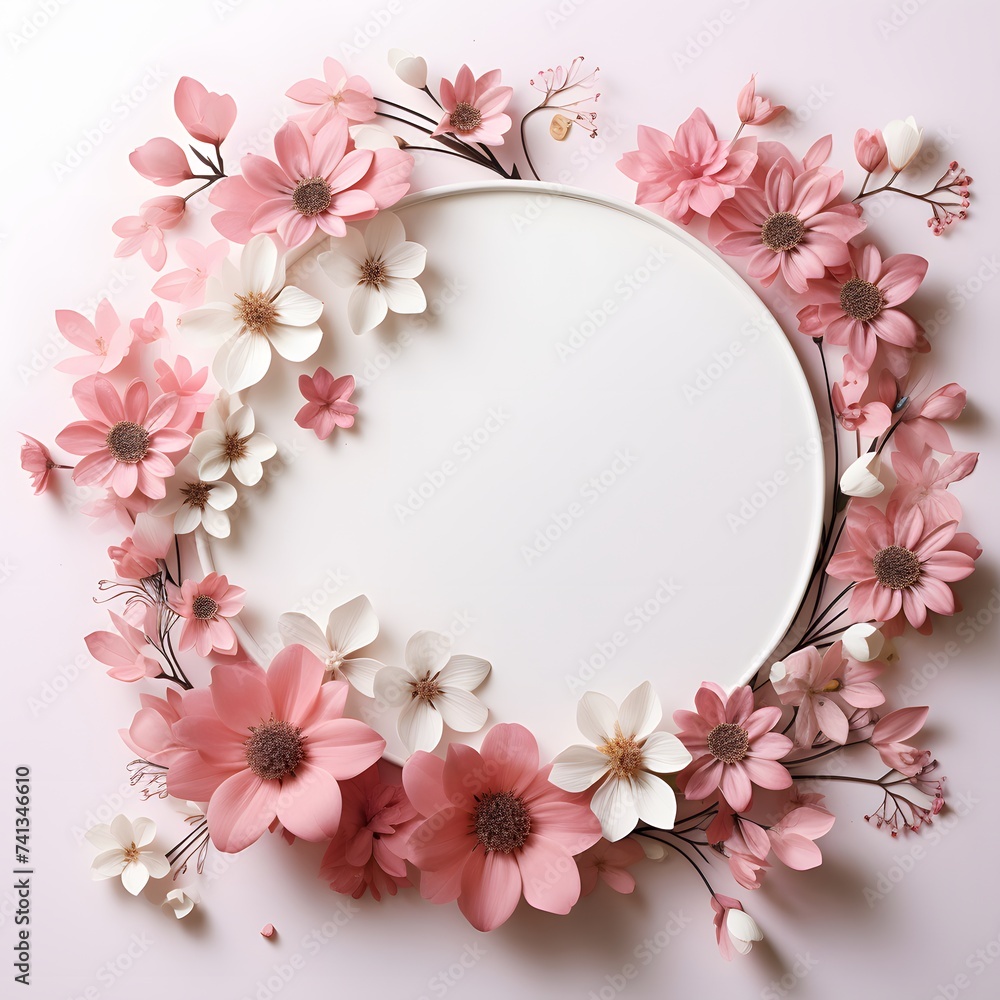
[{"left": 21, "top": 54, "right": 980, "bottom": 954}]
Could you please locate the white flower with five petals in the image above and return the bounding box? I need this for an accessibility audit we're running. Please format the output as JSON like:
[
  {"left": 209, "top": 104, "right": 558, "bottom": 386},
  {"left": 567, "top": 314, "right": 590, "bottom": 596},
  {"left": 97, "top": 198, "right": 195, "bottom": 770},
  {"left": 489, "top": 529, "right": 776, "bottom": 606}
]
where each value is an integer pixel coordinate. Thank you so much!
[
  {"left": 191, "top": 403, "right": 276, "bottom": 486},
  {"left": 86, "top": 815, "right": 169, "bottom": 895},
  {"left": 153, "top": 454, "right": 237, "bottom": 538}
]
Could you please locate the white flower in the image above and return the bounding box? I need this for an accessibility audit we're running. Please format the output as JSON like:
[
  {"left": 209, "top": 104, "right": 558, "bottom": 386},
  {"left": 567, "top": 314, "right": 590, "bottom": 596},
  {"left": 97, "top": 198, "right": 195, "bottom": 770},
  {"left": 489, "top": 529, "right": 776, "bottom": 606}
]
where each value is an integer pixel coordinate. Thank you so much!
[
  {"left": 153, "top": 454, "right": 238, "bottom": 538},
  {"left": 319, "top": 212, "right": 426, "bottom": 335},
  {"left": 842, "top": 622, "right": 885, "bottom": 662},
  {"left": 179, "top": 234, "right": 324, "bottom": 392},
  {"left": 191, "top": 403, "right": 277, "bottom": 486},
  {"left": 162, "top": 887, "right": 198, "bottom": 919},
  {"left": 549, "top": 682, "right": 692, "bottom": 842},
  {"left": 373, "top": 630, "right": 491, "bottom": 754},
  {"left": 839, "top": 452, "right": 886, "bottom": 498},
  {"left": 387, "top": 48, "right": 428, "bottom": 89},
  {"left": 882, "top": 116, "right": 923, "bottom": 172},
  {"left": 86, "top": 815, "right": 169, "bottom": 896},
  {"left": 725, "top": 906, "right": 764, "bottom": 955},
  {"left": 278, "top": 595, "right": 385, "bottom": 696},
  {"left": 349, "top": 124, "right": 399, "bottom": 150}
]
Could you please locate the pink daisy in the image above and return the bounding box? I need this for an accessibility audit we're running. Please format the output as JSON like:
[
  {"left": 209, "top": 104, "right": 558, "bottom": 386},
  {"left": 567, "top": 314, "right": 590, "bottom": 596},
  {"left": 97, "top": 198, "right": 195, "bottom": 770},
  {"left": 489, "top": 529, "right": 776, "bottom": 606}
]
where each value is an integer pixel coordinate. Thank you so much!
[
  {"left": 286, "top": 57, "right": 377, "bottom": 132},
  {"left": 430, "top": 65, "right": 513, "bottom": 146},
  {"left": 166, "top": 572, "right": 245, "bottom": 656},
  {"left": 54, "top": 299, "right": 132, "bottom": 376},
  {"left": 55, "top": 376, "right": 191, "bottom": 500},
  {"left": 617, "top": 110, "right": 757, "bottom": 224},
  {"left": 403, "top": 723, "right": 601, "bottom": 931},
  {"left": 295, "top": 369, "right": 358, "bottom": 440},
  {"left": 796, "top": 244, "right": 927, "bottom": 369},
  {"left": 673, "top": 683, "right": 792, "bottom": 811},
  {"left": 166, "top": 645, "right": 386, "bottom": 852},
  {"left": 20, "top": 434, "right": 65, "bottom": 494}
]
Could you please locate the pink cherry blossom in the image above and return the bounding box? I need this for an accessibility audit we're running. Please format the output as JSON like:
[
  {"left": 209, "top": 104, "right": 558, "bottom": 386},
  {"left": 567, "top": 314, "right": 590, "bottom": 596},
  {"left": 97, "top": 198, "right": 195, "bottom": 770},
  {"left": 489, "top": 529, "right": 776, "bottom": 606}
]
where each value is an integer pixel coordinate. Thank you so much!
[
  {"left": 174, "top": 76, "right": 237, "bottom": 144},
  {"left": 54, "top": 299, "right": 132, "bottom": 376},
  {"left": 870, "top": 707, "right": 931, "bottom": 776},
  {"left": 153, "top": 356, "right": 214, "bottom": 433},
  {"left": 431, "top": 65, "right": 513, "bottom": 146},
  {"left": 113, "top": 196, "right": 185, "bottom": 271},
  {"left": 891, "top": 424, "right": 978, "bottom": 521},
  {"left": 854, "top": 128, "right": 887, "bottom": 173},
  {"left": 166, "top": 645, "right": 385, "bottom": 852},
  {"left": 56, "top": 376, "right": 191, "bottom": 499},
  {"left": 295, "top": 369, "right": 358, "bottom": 440},
  {"left": 286, "top": 58, "right": 376, "bottom": 132},
  {"left": 130, "top": 302, "right": 168, "bottom": 344},
  {"left": 86, "top": 612, "right": 160, "bottom": 682},
  {"left": 107, "top": 511, "right": 173, "bottom": 581},
  {"left": 129, "top": 138, "right": 194, "bottom": 185},
  {"left": 151, "top": 239, "right": 229, "bottom": 307},
  {"left": 20, "top": 435, "right": 65, "bottom": 494},
  {"left": 767, "top": 803, "right": 835, "bottom": 870},
  {"left": 737, "top": 75, "right": 784, "bottom": 126},
  {"left": 617, "top": 110, "right": 757, "bottom": 225},
  {"left": 166, "top": 572, "right": 245, "bottom": 657},
  {"left": 404, "top": 724, "right": 601, "bottom": 931},
  {"left": 575, "top": 837, "right": 646, "bottom": 896},
  {"left": 673, "top": 683, "right": 792, "bottom": 812}
]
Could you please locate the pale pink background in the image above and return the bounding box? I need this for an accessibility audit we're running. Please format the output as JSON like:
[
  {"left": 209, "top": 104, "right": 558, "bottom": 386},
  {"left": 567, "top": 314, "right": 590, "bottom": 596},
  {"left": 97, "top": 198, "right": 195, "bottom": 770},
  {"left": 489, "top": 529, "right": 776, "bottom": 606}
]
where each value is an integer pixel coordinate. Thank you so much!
[{"left": 2, "top": 1, "right": 999, "bottom": 998}]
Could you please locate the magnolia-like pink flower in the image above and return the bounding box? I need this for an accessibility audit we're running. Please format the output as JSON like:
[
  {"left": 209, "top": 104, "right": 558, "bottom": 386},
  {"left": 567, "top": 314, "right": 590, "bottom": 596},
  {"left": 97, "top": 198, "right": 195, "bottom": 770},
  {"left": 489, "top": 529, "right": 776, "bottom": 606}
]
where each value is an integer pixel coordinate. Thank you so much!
[
  {"left": 404, "top": 724, "right": 601, "bottom": 931},
  {"left": 151, "top": 239, "right": 229, "bottom": 308},
  {"left": 831, "top": 360, "right": 894, "bottom": 436},
  {"left": 153, "top": 355, "right": 214, "bottom": 433},
  {"left": 107, "top": 511, "right": 173, "bottom": 581},
  {"left": 431, "top": 65, "right": 513, "bottom": 146},
  {"left": 891, "top": 425, "right": 978, "bottom": 522},
  {"left": 767, "top": 803, "right": 835, "bottom": 870},
  {"left": 130, "top": 138, "right": 194, "bottom": 185},
  {"left": 737, "top": 75, "right": 784, "bottom": 126},
  {"left": 796, "top": 244, "right": 927, "bottom": 369},
  {"left": 166, "top": 646, "right": 386, "bottom": 852},
  {"left": 854, "top": 128, "right": 887, "bottom": 173},
  {"left": 286, "top": 57, "right": 376, "bottom": 132},
  {"left": 295, "top": 369, "right": 358, "bottom": 440},
  {"left": 120, "top": 686, "right": 215, "bottom": 768},
  {"left": 20, "top": 435, "right": 65, "bottom": 494},
  {"left": 54, "top": 299, "right": 132, "bottom": 376},
  {"left": 901, "top": 383, "right": 967, "bottom": 454},
  {"left": 233, "top": 118, "right": 413, "bottom": 247},
  {"left": 166, "top": 572, "right": 245, "bottom": 656},
  {"left": 827, "top": 503, "right": 977, "bottom": 630},
  {"left": 617, "top": 111, "right": 757, "bottom": 225},
  {"left": 130, "top": 302, "right": 167, "bottom": 344},
  {"left": 713, "top": 156, "right": 865, "bottom": 292},
  {"left": 711, "top": 894, "right": 763, "bottom": 960},
  {"left": 86, "top": 612, "right": 160, "bottom": 682},
  {"left": 319, "top": 764, "right": 418, "bottom": 901},
  {"left": 113, "top": 196, "right": 185, "bottom": 271},
  {"left": 673, "top": 683, "right": 792, "bottom": 812},
  {"left": 174, "top": 76, "right": 237, "bottom": 144},
  {"left": 576, "top": 837, "right": 646, "bottom": 896},
  {"left": 706, "top": 802, "right": 771, "bottom": 890},
  {"left": 870, "top": 707, "right": 930, "bottom": 776},
  {"left": 771, "top": 641, "right": 884, "bottom": 747},
  {"left": 56, "top": 376, "right": 191, "bottom": 499}
]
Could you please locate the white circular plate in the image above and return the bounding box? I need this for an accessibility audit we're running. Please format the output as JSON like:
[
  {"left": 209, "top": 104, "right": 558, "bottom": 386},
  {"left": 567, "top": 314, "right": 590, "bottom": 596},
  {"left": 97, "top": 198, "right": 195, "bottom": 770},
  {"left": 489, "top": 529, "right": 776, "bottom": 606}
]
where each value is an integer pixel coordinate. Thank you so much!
[{"left": 200, "top": 181, "right": 824, "bottom": 763}]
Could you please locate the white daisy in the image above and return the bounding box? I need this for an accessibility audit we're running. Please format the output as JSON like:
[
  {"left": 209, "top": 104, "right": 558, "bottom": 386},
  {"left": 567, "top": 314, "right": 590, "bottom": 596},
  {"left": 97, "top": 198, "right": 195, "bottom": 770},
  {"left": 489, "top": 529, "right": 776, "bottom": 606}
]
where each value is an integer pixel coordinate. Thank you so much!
[
  {"left": 190, "top": 403, "right": 277, "bottom": 486},
  {"left": 549, "top": 681, "right": 692, "bottom": 842},
  {"left": 318, "top": 212, "right": 426, "bottom": 335},
  {"left": 179, "top": 234, "right": 324, "bottom": 392},
  {"left": 86, "top": 815, "right": 170, "bottom": 895},
  {"left": 373, "top": 630, "right": 491, "bottom": 754},
  {"left": 152, "top": 454, "right": 238, "bottom": 538},
  {"left": 278, "top": 594, "right": 385, "bottom": 696}
]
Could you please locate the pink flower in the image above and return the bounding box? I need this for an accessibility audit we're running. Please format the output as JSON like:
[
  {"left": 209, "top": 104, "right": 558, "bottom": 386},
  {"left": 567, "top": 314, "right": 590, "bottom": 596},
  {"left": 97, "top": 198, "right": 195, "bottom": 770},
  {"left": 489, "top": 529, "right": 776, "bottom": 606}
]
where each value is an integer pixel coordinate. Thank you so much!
[
  {"left": 166, "top": 645, "right": 385, "bottom": 852},
  {"left": 209, "top": 175, "right": 266, "bottom": 244},
  {"left": 796, "top": 244, "right": 927, "bottom": 369},
  {"left": 827, "top": 503, "right": 977, "bottom": 630},
  {"left": 673, "top": 683, "right": 792, "bottom": 811},
  {"left": 711, "top": 894, "right": 762, "bottom": 960},
  {"left": 767, "top": 803, "right": 835, "bottom": 870},
  {"left": 56, "top": 376, "right": 191, "bottom": 499},
  {"left": 166, "top": 572, "right": 245, "bottom": 656},
  {"left": 831, "top": 360, "right": 894, "bottom": 436},
  {"left": 113, "top": 196, "right": 185, "bottom": 271},
  {"left": 771, "top": 641, "right": 884, "bottom": 747},
  {"left": 234, "top": 117, "right": 413, "bottom": 247},
  {"left": 705, "top": 802, "right": 771, "bottom": 889},
  {"left": 901, "top": 383, "right": 967, "bottom": 454},
  {"left": 86, "top": 612, "right": 160, "bottom": 682},
  {"left": 295, "top": 369, "right": 358, "bottom": 440},
  {"left": 20, "top": 435, "right": 63, "bottom": 494},
  {"left": 107, "top": 511, "right": 173, "bottom": 581},
  {"left": 854, "top": 128, "right": 887, "bottom": 173},
  {"left": 54, "top": 299, "right": 132, "bottom": 376},
  {"left": 870, "top": 707, "right": 930, "bottom": 776},
  {"left": 130, "top": 138, "right": 194, "bottom": 185},
  {"left": 151, "top": 239, "right": 229, "bottom": 308},
  {"left": 120, "top": 686, "right": 214, "bottom": 768},
  {"left": 319, "top": 764, "right": 418, "bottom": 901},
  {"left": 713, "top": 156, "right": 865, "bottom": 292},
  {"left": 130, "top": 302, "right": 167, "bottom": 344},
  {"left": 286, "top": 58, "right": 376, "bottom": 131},
  {"left": 575, "top": 837, "right": 646, "bottom": 896},
  {"left": 431, "top": 65, "right": 513, "bottom": 146},
  {"left": 737, "top": 75, "right": 784, "bottom": 126},
  {"left": 404, "top": 724, "right": 601, "bottom": 931},
  {"left": 891, "top": 425, "right": 978, "bottom": 522},
  {"left": 617, "top": 111, "right": 757, "bottom": 225},
  {"left": 174, "top": 76, "right": 237, "bottom": 145},
  {"left": 153, "top": 355, "right": 214, "bottom": 433}
]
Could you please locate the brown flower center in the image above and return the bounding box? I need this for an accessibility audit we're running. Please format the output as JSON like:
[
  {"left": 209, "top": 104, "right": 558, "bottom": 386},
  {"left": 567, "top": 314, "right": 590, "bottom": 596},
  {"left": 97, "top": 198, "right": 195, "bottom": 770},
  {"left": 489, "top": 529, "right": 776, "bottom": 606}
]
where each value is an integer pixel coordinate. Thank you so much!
[
  {"left": 235, "top": 291, "right": 277, "bottom": 334},
  {"left": 123, "top": 841, "right": 140, "bottom": 864},
  {"left": 191, "top": 595, "right": 219, "bottom": 620},
  {"left": 873, "top": 544, "right": 921, "bottom": 590},
  {"left": 840, "top": 277, "right": 884, "bottom": 322},
  {"left": 224, "top": 433, "right": 249, "bottom": 462},
  {"left": 244, "top": 718, "right": 305, "bottom": 781},
  {"left": 473, "top": 790, "right": 531, "bottom": 854},
  {"left": 106, "top": 421, "right": 150, "bottom": 464},
  {"left": 360, "top": 257, "right": 387, "bottom": 287},
  {"left": 760, "top": 211, "right": 805, "bottom": 252},
  {"left": 449, "top": 102, "right": 483, "bottom": 134},
  {"left": 180, "top": 481, "right": 213, "bottom": 510},
  {"left": 706, "top": 722, "right": 750, "bottom": 764},
  {"left": 292, "top": 176, "right": 333, "bottom": 217},
  {"left": 597, "top": 730, "right": 644, "bottom": 779},
  {"left": 412, "top": 675, "right": 442, "bottom": 701}
]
